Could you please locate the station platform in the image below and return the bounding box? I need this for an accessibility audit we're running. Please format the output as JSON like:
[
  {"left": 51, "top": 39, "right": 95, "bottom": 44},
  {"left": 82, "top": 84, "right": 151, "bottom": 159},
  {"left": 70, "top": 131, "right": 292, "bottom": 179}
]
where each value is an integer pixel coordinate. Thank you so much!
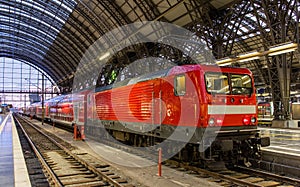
[
  {"left": 259, "top": 127, "right": 300, "bottom": 155},
  {"left": 0, "top": 113, "right": 31, "bottom": 187},
  {"left": 259, "top": 127, "right": 300, "bottom": 178}
]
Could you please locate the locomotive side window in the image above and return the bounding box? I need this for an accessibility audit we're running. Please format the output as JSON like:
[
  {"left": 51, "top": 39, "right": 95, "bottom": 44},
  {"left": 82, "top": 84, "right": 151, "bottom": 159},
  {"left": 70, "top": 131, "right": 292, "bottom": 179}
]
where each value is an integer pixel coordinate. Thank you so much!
[
  {"left": 231, "top": 74, "right": 252, "bottom": 95},
  {"left": 205, "top": 73, "right": 229, "bottom": 94},
  {"left": 175, "top": 75, "right": 186, "bottom": 96}
]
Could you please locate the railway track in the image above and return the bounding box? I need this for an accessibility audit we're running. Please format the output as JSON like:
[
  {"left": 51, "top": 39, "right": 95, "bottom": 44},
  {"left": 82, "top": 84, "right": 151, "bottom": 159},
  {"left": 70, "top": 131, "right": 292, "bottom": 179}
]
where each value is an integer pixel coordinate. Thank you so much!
[
  {"left": 164, "top": 160, "right": 300, "bottom": 187},
  {"left": 86, "top": 131, "right": 300, "bottom": 186},
  {"left": 18, "top": 114, "right": 300, "bottom": 186},
  {"left": 235, "top": 165, "right": 300, "bottom": 186},
  {"left": 14, "top": 114, "right": 134, "bottom": 187},
  {"left": 15, "top": 116, "right": 50, "bottom": 187}
]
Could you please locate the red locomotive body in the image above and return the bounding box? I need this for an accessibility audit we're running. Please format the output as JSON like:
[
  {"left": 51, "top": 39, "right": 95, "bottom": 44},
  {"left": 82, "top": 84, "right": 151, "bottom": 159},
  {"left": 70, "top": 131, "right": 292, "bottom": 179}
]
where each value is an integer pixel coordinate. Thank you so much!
[
  {"left": 86, "top": 64, "right": 269, "bottom": 164},
  {"left": 93, "top": 65, "right": 258, "bottom": 130}
]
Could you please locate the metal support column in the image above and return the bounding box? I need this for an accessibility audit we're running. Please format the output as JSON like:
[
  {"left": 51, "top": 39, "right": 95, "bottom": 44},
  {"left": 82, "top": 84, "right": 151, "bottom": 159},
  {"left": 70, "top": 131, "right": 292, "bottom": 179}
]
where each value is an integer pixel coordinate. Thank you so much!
[{"left": 42, "top": 74, "right": 45, "bottom": 125}]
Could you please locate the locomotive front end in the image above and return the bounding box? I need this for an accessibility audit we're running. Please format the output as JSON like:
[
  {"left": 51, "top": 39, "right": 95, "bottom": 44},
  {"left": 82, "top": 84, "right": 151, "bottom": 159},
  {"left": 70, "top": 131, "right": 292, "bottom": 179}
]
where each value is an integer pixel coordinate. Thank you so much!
[{"left": 198, "top": 65, "right": 270, "bottom": 166}]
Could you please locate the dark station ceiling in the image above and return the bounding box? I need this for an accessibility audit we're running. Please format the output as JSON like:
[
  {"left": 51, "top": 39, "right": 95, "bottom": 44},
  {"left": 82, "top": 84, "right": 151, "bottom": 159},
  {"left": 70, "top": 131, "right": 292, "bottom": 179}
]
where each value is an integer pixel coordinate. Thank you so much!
[{"left": 0, "top": 0, "right": 299, "bottom": 94}]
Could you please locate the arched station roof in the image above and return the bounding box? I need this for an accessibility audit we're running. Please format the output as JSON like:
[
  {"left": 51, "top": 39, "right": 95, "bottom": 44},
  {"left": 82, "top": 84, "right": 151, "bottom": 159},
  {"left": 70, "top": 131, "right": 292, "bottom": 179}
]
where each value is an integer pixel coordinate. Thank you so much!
[{"left": 0, "top": 0, "right": 299, "bottom": 117}]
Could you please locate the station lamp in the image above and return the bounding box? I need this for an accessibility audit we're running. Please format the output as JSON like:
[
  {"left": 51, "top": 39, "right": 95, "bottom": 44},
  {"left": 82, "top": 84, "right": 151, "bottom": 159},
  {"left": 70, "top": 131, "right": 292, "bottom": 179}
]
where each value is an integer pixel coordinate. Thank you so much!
[
  {"left": 268, "top": 48, "right": 297, "bottom": 56},
  {"left": 237, "top": 50, "right": 261, "bottom": 59},
  {"left": 215, "top": 42, "right": 298, "bottom": 66},
  {"left": 238, "top": 56, "right": 260, "bottom": 63},
  {"left": 99, "top": 52, "right": 111, "bottom": 61},
  {"left": 268, "top": 42, "right": 297, "bottom": 56},
  {"left": 216, "top": 57, "right": 233, "bottom": 66}
]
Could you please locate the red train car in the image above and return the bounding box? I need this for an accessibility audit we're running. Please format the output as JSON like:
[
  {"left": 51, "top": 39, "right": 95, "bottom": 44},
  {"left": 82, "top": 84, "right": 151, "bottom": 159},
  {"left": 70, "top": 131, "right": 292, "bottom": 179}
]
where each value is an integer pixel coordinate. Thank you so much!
[
  {"left": 25, "top": 102, "right": 40, "bottom": 118},
  {"left": 25, "top": 94, "right": 74, "bottom": 126},
  {"left": 48, "top": 95, "right": 74, "bottom": 126},
  {"left": 257, "top": 101, "right": 273, "bottom": 126}
]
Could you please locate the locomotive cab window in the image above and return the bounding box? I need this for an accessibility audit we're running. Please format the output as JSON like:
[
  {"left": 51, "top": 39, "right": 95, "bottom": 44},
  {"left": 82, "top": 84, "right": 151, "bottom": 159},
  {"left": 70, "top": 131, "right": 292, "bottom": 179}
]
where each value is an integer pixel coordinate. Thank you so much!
[
  {"left": 175, "top": 75, "right": 186, "bottom": 96},
  {"left": 231, "top": 74, "right": 253, "bottom": 95},
  {"left": 205, "top": 73, "right": 229, "bottom": 94},
  {"left": 205, "top": 72, "right": 253, "bottom": 96}
]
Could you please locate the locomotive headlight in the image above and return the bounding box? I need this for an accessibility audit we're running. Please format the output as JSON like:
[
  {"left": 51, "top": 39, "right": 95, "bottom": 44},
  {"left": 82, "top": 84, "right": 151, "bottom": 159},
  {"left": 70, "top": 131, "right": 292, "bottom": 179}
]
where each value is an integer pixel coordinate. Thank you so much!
[
  {"left": 243, "top": 117, "right": 250, "bottom": 125},
  {"left": 208, "top": 118, "right": 215, "bottom": 126},
  {"left": 251, "top": 117, "right": 256, "bottom": 123}
]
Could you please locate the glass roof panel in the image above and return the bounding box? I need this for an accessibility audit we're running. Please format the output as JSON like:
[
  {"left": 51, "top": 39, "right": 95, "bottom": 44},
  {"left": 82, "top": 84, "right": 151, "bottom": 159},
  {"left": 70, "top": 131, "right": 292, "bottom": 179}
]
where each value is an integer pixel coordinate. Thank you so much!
[
  {"left": 0, "top": 0, "right": 77, "bottom": 66},
  {"left": 0, "top": 57, "right": 56, "bottom": 108}
]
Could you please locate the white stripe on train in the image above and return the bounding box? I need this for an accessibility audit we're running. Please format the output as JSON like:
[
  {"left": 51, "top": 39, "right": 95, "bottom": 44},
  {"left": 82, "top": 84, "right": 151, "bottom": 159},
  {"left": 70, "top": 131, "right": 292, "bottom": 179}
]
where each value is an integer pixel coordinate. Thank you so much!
[{"left": 208, "top": 105, "right": 256, "bottom": 115}]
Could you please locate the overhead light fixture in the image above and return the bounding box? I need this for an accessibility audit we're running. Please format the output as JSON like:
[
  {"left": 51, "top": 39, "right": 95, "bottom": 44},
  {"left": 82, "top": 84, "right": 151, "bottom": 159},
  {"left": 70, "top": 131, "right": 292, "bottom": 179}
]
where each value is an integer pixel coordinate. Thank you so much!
[
  {"left": 268, "top": 47, "right": 297, "bottom": 56},
  {"left": 237, "top": 50, "right": 261, "bottom": 58},
  {"left": 218, "top": 62, "right": 232, "bottom": 66},
  {"left": 68, "top": 73, "right": 74, "bottom": 79},
  {"left": 238, "top": 56, "right": 260, "bottom": 62},
  {"left": 268, "top": 42, "right": 297, "bottom": 52},
  {"left": 291, "top": 90, "right": 299, "bottom": 95},
  {"left": 215, "top": 42, "right": 298, "bottom": 65},
  {"left": 216, "top": 57, "right": 233, "bottom": 64},
  {"left": 98, "top": 52, "right": 111, "bottom": 61}
]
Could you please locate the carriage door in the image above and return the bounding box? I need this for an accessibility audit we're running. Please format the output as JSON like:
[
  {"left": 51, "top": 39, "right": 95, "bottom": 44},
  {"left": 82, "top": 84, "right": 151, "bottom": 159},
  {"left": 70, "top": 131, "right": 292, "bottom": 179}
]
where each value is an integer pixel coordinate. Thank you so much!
[{"left": 73, "top": 101, "right": 79, "bottom": 125}]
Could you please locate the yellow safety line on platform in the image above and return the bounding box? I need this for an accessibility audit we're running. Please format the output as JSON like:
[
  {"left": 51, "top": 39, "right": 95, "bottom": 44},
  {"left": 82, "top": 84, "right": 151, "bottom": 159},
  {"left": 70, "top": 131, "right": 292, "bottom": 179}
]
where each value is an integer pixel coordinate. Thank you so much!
[
  {"left": 11, "top": 114, "right": 31, "bottom": 187},
  {"left": 0, "top": 114, "right": 10, "bottom": 134}
]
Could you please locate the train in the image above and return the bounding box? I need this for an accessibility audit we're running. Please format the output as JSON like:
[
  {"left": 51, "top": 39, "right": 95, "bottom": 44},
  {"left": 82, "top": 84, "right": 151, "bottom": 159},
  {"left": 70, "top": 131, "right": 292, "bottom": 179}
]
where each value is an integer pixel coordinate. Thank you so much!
[
  {"left": 22, "top": 64, "right": 270, "bottom": 167},
  {"left": 0, "top": 104, "right": 13, "bottom": 114},
  {"left": 257, "top": 101, "right": 274, "bottom": 126},
  {"left": 23, "top": 94, "right": 74, "bottom": 126},
  {"left": 258, "top": 101, "right": 300, "bottom": 128}
]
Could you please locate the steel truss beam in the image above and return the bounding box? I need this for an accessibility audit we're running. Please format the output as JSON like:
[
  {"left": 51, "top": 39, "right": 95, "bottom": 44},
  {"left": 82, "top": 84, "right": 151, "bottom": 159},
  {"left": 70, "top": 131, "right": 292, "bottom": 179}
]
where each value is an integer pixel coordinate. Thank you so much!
[{"left": 250, "top": 0, "right": 299, "bottom": 120}]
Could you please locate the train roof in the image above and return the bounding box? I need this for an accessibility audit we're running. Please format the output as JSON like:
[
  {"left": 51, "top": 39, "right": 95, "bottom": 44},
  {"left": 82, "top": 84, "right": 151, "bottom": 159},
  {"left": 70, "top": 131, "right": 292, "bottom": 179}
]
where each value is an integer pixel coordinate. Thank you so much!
[
  {"left": 95, "top": 64, "right": 253, "bottom": 92},
  {"left": 167, "top": 64, "right": 252, "bottom": 75},
  {"left": 127, "top": 68, "right": 171, "bottom": 85}
]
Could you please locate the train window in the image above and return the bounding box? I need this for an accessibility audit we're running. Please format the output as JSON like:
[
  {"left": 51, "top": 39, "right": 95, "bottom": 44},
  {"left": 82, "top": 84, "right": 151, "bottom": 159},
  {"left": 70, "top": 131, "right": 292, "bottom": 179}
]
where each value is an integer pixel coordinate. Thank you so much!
[
  {"left": 205, "top": 73, "right": 229, "bottom": 94},
  {"left": 175, "top": 75, "right": 186, "bottom": 96},
  {"left": 231, "top": 74, "right": 252, "bottom": 95}
]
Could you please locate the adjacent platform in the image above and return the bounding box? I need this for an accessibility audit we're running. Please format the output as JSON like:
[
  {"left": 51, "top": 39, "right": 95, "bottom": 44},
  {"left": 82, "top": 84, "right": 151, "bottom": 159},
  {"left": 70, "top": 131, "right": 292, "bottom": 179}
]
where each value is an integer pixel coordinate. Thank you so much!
[
  {"left": 259, "top": 127, "right": 300, "bottom": 155},
  {"left": 0, "top": 113, "right": 31, "bottom": 187},
  {"left": 259, "top": 127, "right": 300, "bottom": 178}
]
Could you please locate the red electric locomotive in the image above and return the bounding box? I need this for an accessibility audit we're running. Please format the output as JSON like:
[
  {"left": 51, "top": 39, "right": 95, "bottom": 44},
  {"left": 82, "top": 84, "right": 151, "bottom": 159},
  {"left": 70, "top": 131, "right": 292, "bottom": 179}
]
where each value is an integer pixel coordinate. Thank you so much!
[{"left": 84, "top": 64, "right": 270, "bottom": 166}]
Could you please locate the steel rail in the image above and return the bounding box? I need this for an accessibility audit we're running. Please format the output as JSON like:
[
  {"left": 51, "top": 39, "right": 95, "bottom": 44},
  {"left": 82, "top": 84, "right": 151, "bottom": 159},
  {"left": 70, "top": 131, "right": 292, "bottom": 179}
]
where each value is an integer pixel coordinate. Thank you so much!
[
  {"left": 16, "top": 114, "right": 125, "bottom": 187},
  {"left": 14, "top": 115, "right": 63, "bottom": 187}
]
